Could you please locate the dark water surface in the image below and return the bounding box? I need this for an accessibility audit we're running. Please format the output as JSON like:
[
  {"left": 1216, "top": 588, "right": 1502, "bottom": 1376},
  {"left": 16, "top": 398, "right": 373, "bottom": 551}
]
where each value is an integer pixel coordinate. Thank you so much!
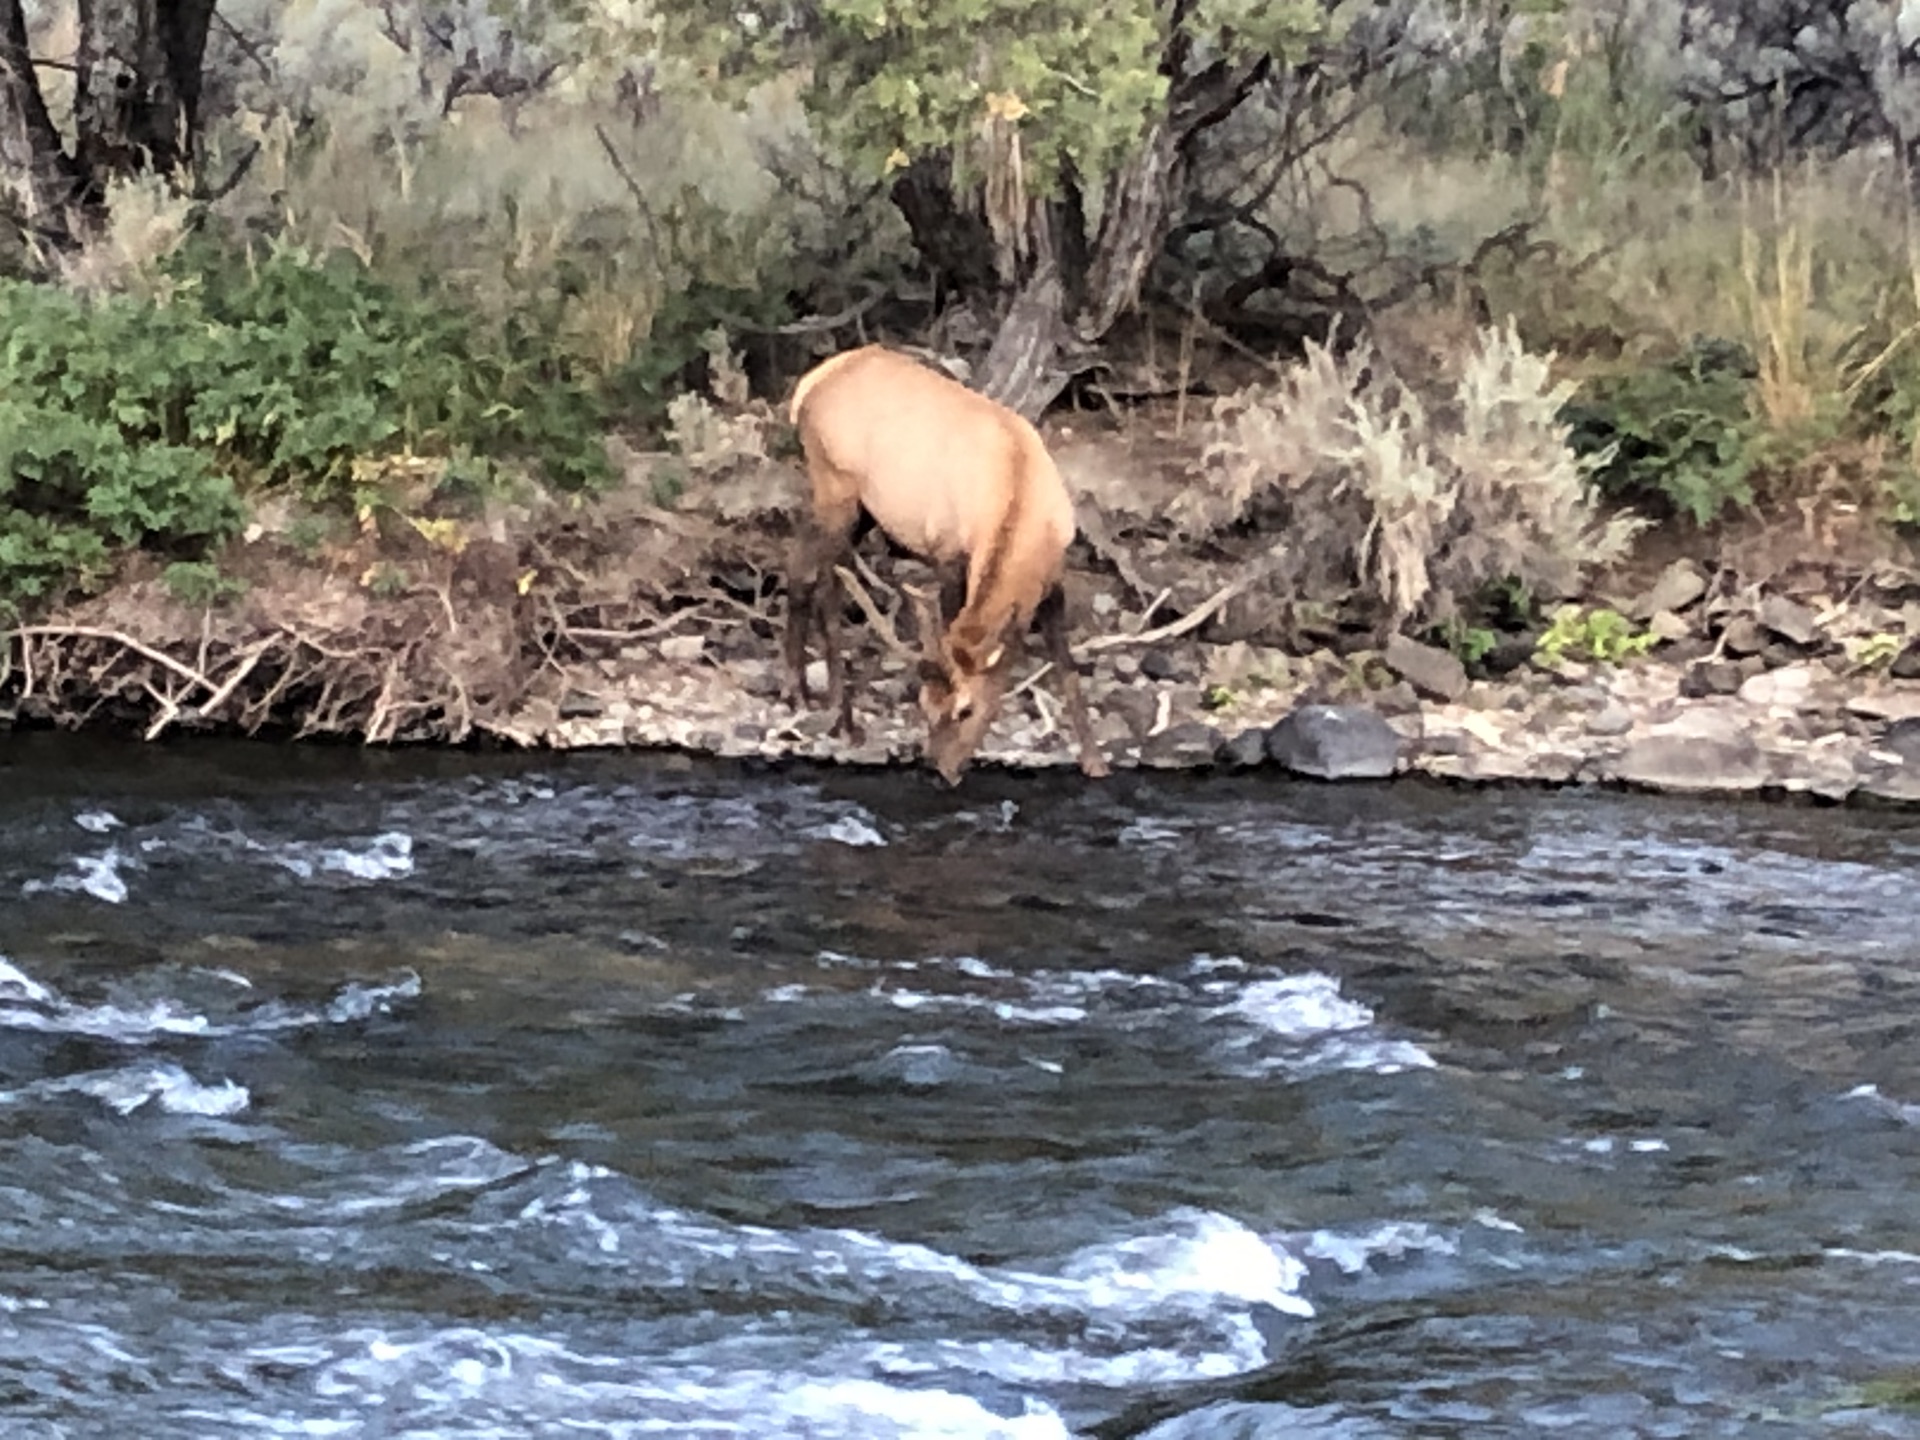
[{"left": 3, "top": 734, "right": 1920, "bottom": 1438}]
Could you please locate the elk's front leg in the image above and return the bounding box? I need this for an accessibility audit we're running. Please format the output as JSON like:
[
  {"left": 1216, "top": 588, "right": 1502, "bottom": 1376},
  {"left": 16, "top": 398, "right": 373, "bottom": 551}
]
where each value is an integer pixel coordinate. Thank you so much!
[
  {"left": 815, "top": 565, "right": 864, "bottom": 743},
  {"left": 781, "top": 531, "right": 821, "bottom": 706},
  {"left": 1037, "top": 584, "right": 1109, "bottom": 779}
]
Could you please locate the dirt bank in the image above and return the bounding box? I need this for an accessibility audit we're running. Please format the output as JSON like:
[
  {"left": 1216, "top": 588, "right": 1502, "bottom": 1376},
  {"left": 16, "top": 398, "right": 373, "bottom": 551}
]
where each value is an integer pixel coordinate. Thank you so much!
[{"left": 5, "top": 420, "right": 1920, "bottom": 806}]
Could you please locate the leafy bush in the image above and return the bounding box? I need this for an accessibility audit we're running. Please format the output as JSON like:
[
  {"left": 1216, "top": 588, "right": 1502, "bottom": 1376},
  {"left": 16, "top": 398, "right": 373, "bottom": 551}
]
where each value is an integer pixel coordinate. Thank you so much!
[
  {"left": 1533, "top": 605, "right": 1657, "bottom": 668},
  {"left": 0, "top": 244, "right": 623, "bottom": 611},
  {"left": 1182, "top": 322, "right": 1645, "bottom": 626},
  {"left": 1560, "top": 339, "right": 1760, "bottom": 526}
]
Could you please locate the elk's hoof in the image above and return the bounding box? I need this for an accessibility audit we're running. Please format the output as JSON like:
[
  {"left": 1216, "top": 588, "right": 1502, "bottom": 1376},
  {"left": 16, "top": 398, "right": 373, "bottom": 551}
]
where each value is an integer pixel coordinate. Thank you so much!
[{"left": 1079, "top": 752, "right": 1111, "bottom": 780}]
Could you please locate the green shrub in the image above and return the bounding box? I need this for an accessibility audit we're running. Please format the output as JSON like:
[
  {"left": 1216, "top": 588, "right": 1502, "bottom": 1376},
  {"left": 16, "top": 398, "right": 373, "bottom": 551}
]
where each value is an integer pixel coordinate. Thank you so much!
[
  {"left": 1534, "top": 604, "right": 1657, "bottom": 667},
  {"left": 1560, "top": 338, "right": 1761, "bottom": 526},
  {"left": 0, "top": 243, "right": 629, "bottom": 611}
]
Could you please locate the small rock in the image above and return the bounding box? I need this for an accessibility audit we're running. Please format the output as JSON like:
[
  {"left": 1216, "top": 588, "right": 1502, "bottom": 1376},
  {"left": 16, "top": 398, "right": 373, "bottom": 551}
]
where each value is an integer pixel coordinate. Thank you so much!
[
  {"left": 1264, "top": 704, "right": 1402, "bottom": 780},
  {"left": 1371, "top": 680, "right": 1423, "bottom": 716},
  {"left": 804, "top": 659, "right": 830, "bottom": 696},
  {"left": 1718, "top": 615, "right": 1767, "bottom": 656},
  {"left": 1142, "top": 722, "right": 1223, "bottom": 769},
  {"left": 1857, "top": 760, "right": 1920, "bottom": 804},
  {"left": 739, "top": 665, "right": 783, "bottom": 699},
  {"left": 558, "top": 688, "right": 605, "bottom": 719},
  {"left": 1109, "top": 652, "right": 1142, "bottom": 682},
  {"left": 1383, "top": 633, "right": 1469, "bottom": 702},
  {"left": 1680, "top": 660, "right": 1746, "bottom": 698},
  {"left": 1218, "top": 728, "right": 1269, "bottom": 769},
  {"left": 1892, "top": 642, "right": 1920, "bottom": 681},
  {"left": 660, "top": 634, "right": 707, "bottom": 663},
  {"left": 1611, "top": 733, "right": 1772, "bottom": 794},
  {"left": 1648, "top": 609, "right": 1695, "bottom": 642},
  {"left": 1585, "top": 702, "right": 1635, "bottom": 737},
  {"left": 1883, "top": 716, "right": 1920, "bottom": 764},
  {"left": 1102, "top": 688, "right": 1161, "bottom": 740},
  {"left": 1737, "top": 663, "right": 1815, "bottom": 709},
  {"left": 1139, "top": 649, "right": 1185, "bottom": 682},
  {"left": 1846, "top": 690, "right": 1920, "bottom": 724},
  {"left": 1758, "top": 594, "right": 1820, "bottom": 647},
  {"left": 1632, "top": 559, "right": 1709, "bottom": 619},
  {"left": 1482, "top": 635, "right": 1538, "bottom": 676}
]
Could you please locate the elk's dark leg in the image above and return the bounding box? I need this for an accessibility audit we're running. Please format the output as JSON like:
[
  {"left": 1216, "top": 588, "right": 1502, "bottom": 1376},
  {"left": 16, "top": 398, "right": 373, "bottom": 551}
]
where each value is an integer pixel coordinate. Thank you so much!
[
  {"left": 937, "top": 562, "right": 968, "bottom": 627},
  {"left": 782, "top": 525, "right": 827, "bottom": 705},
  {"left": 783, "top": 500, "right": 861, "bottom": 740},
  {"left": 1037, "top": 583, "right": 1109, "bottom": 779},
  {"left": 817, "top": 563, "right": 863, "bottom": 742}
]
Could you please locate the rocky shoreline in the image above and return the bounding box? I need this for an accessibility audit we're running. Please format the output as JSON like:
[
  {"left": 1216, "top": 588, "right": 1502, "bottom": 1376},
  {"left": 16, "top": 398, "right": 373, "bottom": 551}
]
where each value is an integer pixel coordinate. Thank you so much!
[
  {"left": 7, "top": 478, "right": 1920, "bottom": 805},
  {"left": 490, "top": 646, "right": 1920, "bottom": 805},
  {"left": 492, "top": 557, "right": 1920, "bottom": 807}
]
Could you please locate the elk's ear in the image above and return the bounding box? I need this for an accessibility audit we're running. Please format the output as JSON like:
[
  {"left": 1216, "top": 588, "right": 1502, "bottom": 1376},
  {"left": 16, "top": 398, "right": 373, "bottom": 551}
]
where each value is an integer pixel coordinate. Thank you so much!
[{"left": 982, "top": 645, "right": 1004, "bottom": 671}]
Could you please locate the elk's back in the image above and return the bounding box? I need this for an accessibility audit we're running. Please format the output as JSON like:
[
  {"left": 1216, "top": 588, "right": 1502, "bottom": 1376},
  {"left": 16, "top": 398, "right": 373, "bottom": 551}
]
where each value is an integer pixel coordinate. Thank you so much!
[{"left": 793, "top": 347, "right": 1069, "bottom": 566}]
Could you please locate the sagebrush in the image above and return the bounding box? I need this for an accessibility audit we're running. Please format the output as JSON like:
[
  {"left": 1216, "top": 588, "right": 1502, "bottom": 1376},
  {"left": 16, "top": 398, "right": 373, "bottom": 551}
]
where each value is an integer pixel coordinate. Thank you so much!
[{"left": 1183, "top": 323, "right": 1645, "bottom": 626}]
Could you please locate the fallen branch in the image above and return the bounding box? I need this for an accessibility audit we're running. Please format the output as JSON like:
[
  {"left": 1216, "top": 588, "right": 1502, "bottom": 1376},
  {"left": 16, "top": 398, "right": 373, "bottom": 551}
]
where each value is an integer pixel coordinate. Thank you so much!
[
  {"left": 196, "top": 638, "right": 277, "bottom": 722},
  {"left": 12, "top": 624, "right": 216, "bottom": 691},
  {"left": 834, "top": 563, "right": 917, "bottom": 661},
  {"left": 1075, "top": 573, "right": 1253, "bottom": 656}
]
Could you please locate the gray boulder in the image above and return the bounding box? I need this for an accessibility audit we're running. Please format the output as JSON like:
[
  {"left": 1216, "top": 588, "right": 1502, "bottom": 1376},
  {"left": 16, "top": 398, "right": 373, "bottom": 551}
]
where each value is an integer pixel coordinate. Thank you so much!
[{"left": 1264, "top": 705, "right": 1402, "bottom": 780}]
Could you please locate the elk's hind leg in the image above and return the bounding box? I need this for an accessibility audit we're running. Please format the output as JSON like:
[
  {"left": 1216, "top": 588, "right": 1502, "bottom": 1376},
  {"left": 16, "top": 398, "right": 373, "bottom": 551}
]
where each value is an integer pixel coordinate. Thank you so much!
[
  {"left": 1036, "top": 583, "right": 1109, "bottom": 779},
  {"left": 782, "top": 488, "right": 862, "bottom": 739},
  {"left": 782, "top": 523, "right": 830, "bottom": 705}
]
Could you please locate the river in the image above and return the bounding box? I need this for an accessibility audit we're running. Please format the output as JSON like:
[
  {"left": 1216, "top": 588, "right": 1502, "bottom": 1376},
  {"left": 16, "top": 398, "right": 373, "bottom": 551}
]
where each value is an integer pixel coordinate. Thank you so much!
[{"left": 2, "top": 734, "right": 1919, "bottom": 1437}]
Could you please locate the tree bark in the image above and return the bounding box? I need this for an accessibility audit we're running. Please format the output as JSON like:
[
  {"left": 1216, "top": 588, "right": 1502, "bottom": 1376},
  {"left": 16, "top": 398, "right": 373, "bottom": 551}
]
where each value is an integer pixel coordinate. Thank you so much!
[
  {"left": 0, "top": 0, "right": 88, "bottom": 243},
  {"left": 890, "top": 37, "right": 1274, "bottom": 420},
  {"left": 0, "top": 0, "right": 216, "bottom": 252},
  {"left": 974, "top": 261, "right": 1074, "bottom": 413},
  {"left": 75, "top": 0, "right": 218, "bottom": 184}
]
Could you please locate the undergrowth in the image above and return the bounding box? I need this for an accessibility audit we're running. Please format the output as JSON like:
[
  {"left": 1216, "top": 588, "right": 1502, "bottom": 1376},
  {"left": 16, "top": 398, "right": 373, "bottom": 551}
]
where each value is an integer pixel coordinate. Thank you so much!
[
  {"left": 1183, "top": 322, "right": 1644, "bottom": 628},
  {"left": 0, "top": 242, "right": 626, "bottom": 614}
]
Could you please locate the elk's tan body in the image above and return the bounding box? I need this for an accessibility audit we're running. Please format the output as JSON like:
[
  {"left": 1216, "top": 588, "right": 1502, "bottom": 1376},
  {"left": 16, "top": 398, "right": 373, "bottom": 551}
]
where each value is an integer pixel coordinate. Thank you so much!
[{"left": 783, "top": 344, "right": 1107, "bottom": 784}]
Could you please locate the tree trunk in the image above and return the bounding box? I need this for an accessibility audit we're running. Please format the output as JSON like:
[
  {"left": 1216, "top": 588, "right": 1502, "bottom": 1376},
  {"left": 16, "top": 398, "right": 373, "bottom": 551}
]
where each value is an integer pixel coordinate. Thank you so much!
[
  {"left": 886, "top": 44, "right": 1272, "bottom": 420},
  {"left": 0, "top": 0, "right": 215, "bottom": 252},
  {"left": 0, "top": 0, "right": 88, "bottom": 243},
  {"left": 75, "top": 0, "right": 218, "bottom": 184},
  {"left": 974, "top": 261, "right": 1074, "bottom": 414}
]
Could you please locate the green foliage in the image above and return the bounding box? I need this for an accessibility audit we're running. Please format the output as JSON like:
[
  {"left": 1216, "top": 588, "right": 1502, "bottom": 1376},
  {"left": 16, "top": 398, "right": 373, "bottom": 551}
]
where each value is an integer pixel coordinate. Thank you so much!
[
  {"left": 1533, "top": 604, "right": 1656, "bottom": 668},
  {"left": 1844, "top": 631, "right": 1904, "bottom": 671},
  {"left": 363, "top": 562, "right": 412, "bottom": 598},
  {"left": 1561, "top": 339, "right": 1760, "bottom": 526},
  {"left": 1433, "top": 617, "right": 1499, "bottom": 666},
  {"left": 0, "top": 243, "right": 621, "bottom": 612},
  {"left": 1200, "top": 683, "right": 1237, "bottom": 711},
  {"left": 0, "top": 368, "right": 244, "bottom": 609},
  {"left": 649, "top": 0, "right": 1328, "bottom": 196},
  {"left": 161, "top": 561, "right": 247, "bottom": 608},
  {"left": 604, "top": 280, "right": 789, "bottom": 425},
  {"left": 185, "top": 244, "right": 614, "bottom": 496}
]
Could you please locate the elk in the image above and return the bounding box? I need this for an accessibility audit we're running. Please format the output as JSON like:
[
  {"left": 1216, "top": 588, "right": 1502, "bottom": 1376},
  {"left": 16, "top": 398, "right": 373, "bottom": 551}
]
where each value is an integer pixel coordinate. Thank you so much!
[{"left": 782, "top": 344, "right": 1109, "bottom": 785}]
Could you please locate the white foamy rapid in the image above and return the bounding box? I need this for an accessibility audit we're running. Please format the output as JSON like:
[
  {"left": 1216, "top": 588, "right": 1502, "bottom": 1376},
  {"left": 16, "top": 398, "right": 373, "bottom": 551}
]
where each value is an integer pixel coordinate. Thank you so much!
[
  {"left": 270, "top": 830, "right": 415, "bottom": 881},
  {"left": 0, "top": 953, "right": 420, "bottom": 1044},
  {"left": 163, "top": 1326, "right": 1075, "bottom": 1439},
  {"left": 1, "top": 1062, "right": 250, "bottom": 1117},
  {"left": 779, "top": 950, "right": 1436, "bottom": 1081},
  {"left": 21, "top": 846, "right": 134, "bottom": 903}
]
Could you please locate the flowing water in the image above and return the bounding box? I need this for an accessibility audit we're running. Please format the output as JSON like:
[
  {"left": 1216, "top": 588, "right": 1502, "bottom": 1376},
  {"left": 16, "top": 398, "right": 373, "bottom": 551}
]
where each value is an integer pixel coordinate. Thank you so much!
[{"left": 3, "top": 734, "right": 1920, "bottom": 1438}]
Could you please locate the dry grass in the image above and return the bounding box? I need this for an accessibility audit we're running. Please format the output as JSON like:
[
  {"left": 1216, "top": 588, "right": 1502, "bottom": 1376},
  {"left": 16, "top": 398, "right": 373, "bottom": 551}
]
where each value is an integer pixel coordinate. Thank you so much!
[{"left": 1182, "top": 322, "right": 1643, "bottom": 625}]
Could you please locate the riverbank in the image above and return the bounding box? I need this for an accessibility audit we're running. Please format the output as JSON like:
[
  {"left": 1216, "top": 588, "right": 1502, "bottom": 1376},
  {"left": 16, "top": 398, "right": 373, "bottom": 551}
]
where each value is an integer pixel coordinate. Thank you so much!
[{"left": 6, "top": 423, "right": 1920, "bottom": 806}]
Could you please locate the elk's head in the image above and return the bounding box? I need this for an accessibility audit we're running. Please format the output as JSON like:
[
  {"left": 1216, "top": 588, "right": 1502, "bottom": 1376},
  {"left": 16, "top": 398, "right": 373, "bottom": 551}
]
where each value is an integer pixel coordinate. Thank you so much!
[{"left": 906, "top": 588, "right": 1007, "bottom": 785}]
